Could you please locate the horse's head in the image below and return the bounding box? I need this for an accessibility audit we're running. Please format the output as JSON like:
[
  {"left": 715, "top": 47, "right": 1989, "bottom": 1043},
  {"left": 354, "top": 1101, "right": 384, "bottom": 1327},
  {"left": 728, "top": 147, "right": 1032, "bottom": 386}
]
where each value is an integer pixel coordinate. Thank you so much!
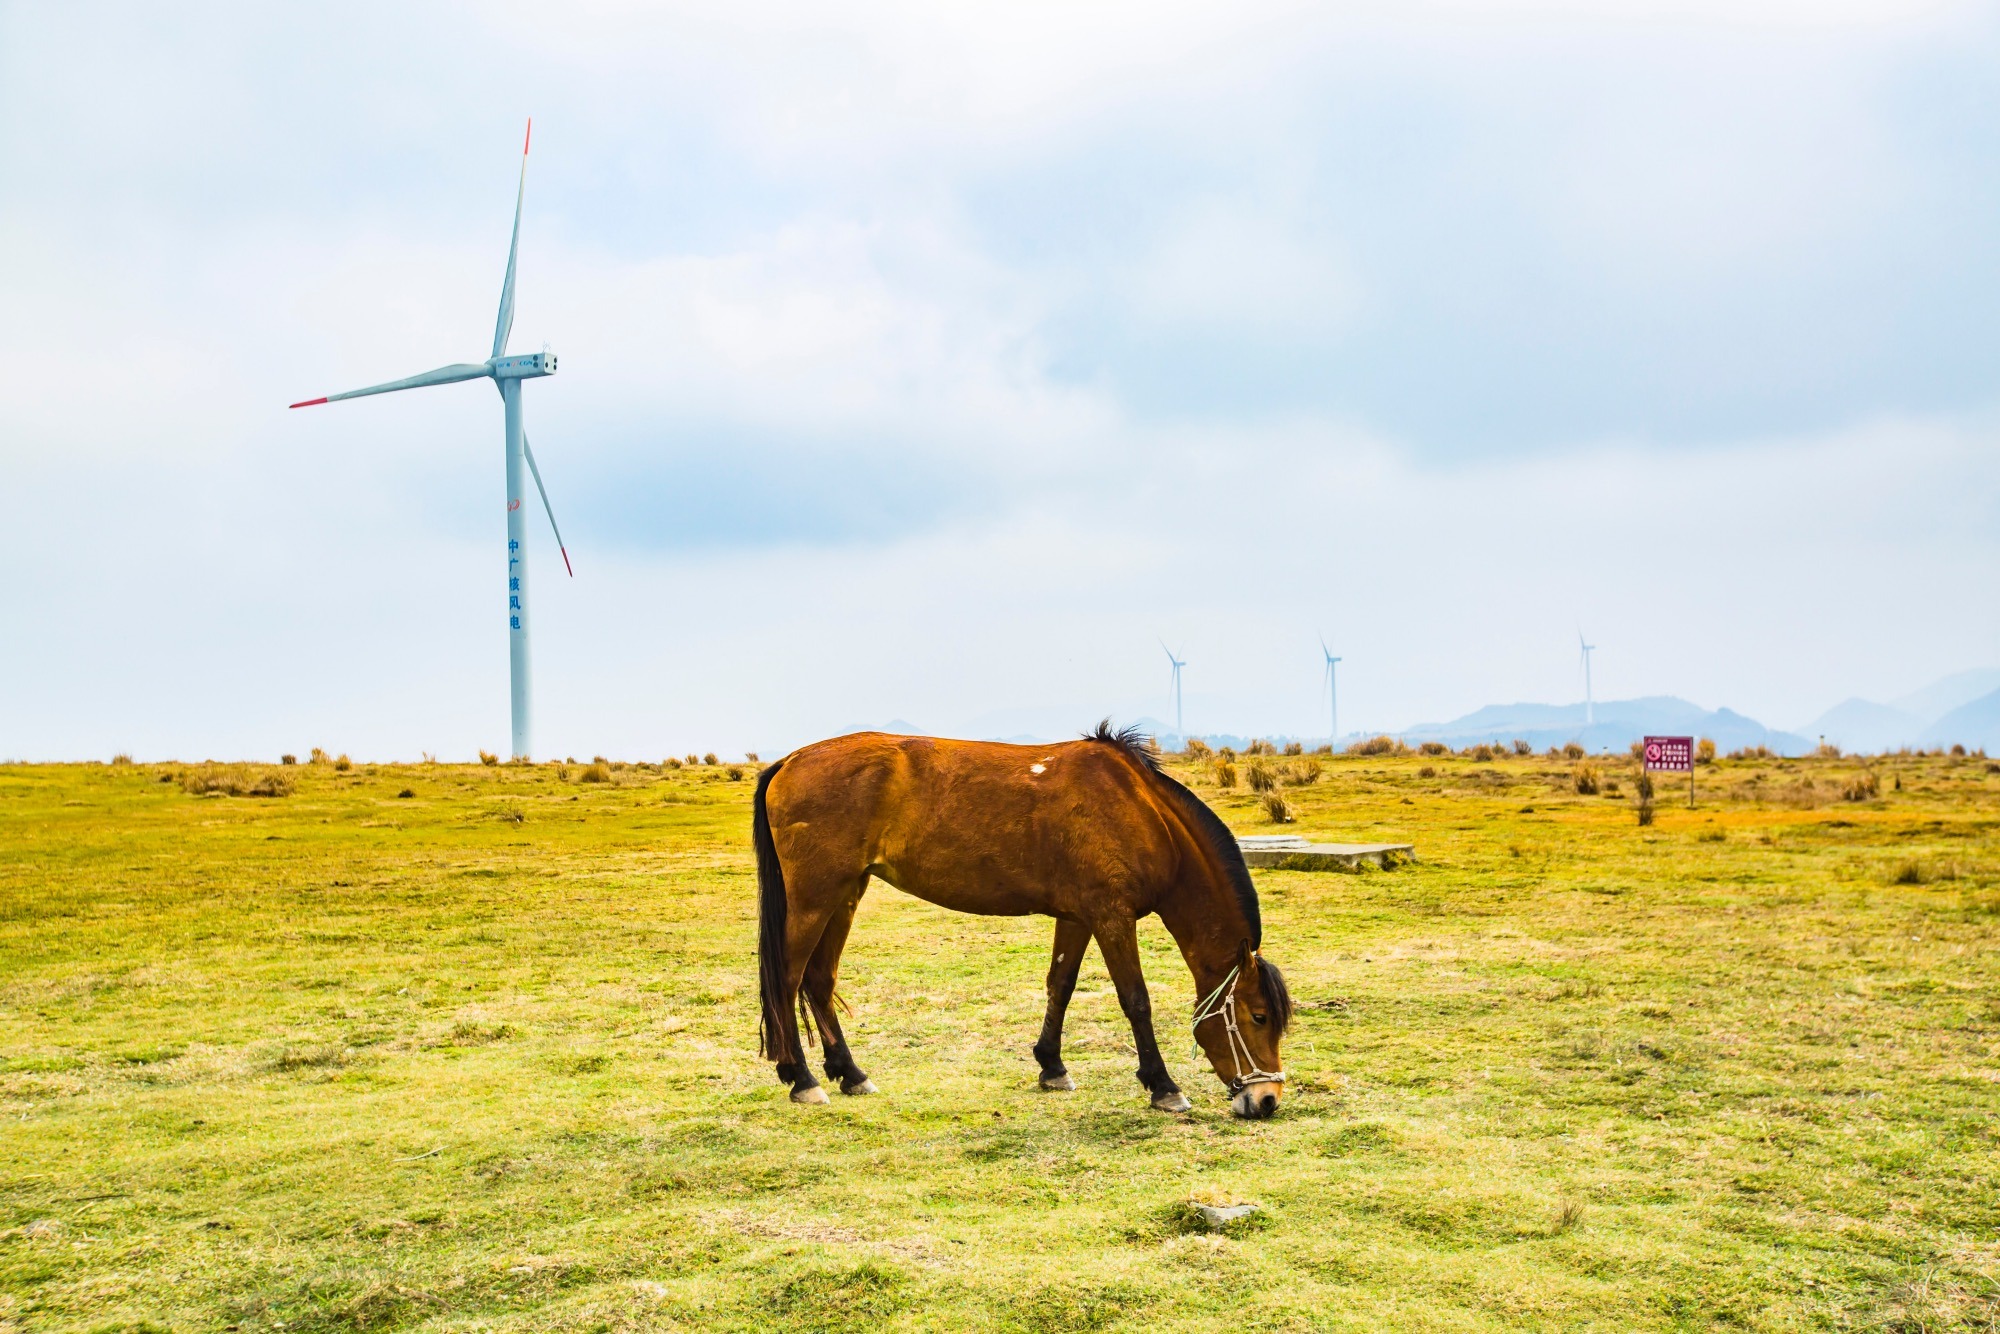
[{"left": 1193, "top": 940, "right": 1293, "bottom": 1118}]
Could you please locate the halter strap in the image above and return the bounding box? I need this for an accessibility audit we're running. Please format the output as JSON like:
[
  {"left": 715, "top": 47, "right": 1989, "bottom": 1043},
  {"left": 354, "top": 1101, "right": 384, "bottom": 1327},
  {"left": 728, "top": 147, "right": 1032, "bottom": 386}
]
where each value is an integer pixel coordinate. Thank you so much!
[{"left": 1190, "top": 962, "right": 1285, "bottom": 1094}]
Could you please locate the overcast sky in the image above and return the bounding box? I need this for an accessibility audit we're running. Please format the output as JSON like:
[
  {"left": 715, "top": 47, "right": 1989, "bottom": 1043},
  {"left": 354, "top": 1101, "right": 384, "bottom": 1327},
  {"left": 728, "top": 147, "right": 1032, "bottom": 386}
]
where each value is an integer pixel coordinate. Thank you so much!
[{"left": 3, "top": 0, "right": 1997, "bottom": 760}]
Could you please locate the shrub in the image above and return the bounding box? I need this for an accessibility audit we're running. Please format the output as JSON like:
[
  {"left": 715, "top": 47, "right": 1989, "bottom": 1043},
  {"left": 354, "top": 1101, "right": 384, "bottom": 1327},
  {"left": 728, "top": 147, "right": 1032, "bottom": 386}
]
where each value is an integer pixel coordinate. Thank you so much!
[
  {"left": 1513, "top": 739, "right": 1531, "bottom": 755},
  {"left": 1314, "top": 743, "right": 1333, "bottom": 755},
  {"left": 1637, "top": 801, "right": 1654, "bottom": 827},
  {"left": 1349, "top": 735, "right": 1408, "bottom": 756},
  {"left": 280, "top": 754, "right": 297, "bottom": 766},
  {"left": 1573, "top": 763, "right": 1601, "bottom": 796},
  {"left": 1563, "top": 742, "right": 1586, "bottom": 761},
  {"left": 1843, "top": 770, "right": 1880, "bottom": 802},
  {"left": 726, "top": 765, "right": 745, "bottom": 781},
  {"left": 1604, "top": 780, "right": 1622, "bottom": 796},
  {"left": 333, "top": 755, "right": 353, "bottom": 772},
  {"left": 396, "top": 788, "right": 415, "bottom": 799},
  {"left": 745, "top": 752, "right": 760, "bottom": 763},
  {"left": 1418, "top": 765, "right": 1437, "bottom": 779},
  {"left": 1469, "top": 744, "right": 1495, "bottom": 762},
  {"left": 1245, "top": 759, "right": 1277, "bottom": 793},
  {"left": 1951, "top": 743, "right": 1967, "bottom": 757},
  {"left": 1696, "top": 738, "right": 1716, "bottom": 764},
  {"left": 182, "top": 765, "right": 295, "bottom": 798},
  {"left": 310, "top": 747, "right": 331, "bottom": 765},
  {"left": 1246, "top": 739, "right": 1276, "bottom": 757},
  {"left": 1636, "top": 773, "right": 1655, "bottom": 801},
  {"left": 1261, "top": 792, "right": 1295, "bottom": 823},
  {"left": 1282, "top": 742, "right": 1303, "bottom": 756},
  {"left": 665, "top": 756, "right": 684, "bottom": 769},
  {"left": 478, "top": 750, "right": 499, "bottom": 766},
  {"left": 1629, "top": 740, "right": 1646, "bottom": 759},
  {"left": 1183, "top": 738, "right": 1213, "bottom": 760},
  {"left": 702, "top": 753, "right": 718, "bottom": 766},
  {"left": 1214, "top": 760, "right": 1237, "bottom": 789},
  {"left": 1283, "top": 758, "right": 1322, "bottom": 786},
  {"left": 1419, "top": 741, "right": 1449, "bottom": 756},
  {"left": 1814, "top": 742, "right": 1843, "bottom": 759},
  {"left": 1218, "top": 747, "right": 1237, "bottom": 761},
  {"left": 110, "top": 752, "right": 133, "bottom": 766},
  {"left": 578, "top": 762, "right": 611, "bottom": 783},
  {"left": 685, "top": 754, "right": 700, "bottom": 766}
]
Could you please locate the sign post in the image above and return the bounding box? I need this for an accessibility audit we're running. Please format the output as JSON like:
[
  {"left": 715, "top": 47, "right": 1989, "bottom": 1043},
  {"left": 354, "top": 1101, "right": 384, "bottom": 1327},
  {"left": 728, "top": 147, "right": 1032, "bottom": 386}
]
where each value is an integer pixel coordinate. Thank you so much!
[{"left": 1644, "top": 735, "right": 1695, "bottom": 809}]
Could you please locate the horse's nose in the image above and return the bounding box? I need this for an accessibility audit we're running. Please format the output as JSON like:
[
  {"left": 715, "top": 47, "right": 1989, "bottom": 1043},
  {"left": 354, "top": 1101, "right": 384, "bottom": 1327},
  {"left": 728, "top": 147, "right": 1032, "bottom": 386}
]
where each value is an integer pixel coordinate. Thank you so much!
[{"left": 1231, "top": 1080, "right": 1282, "bottom": 1118}]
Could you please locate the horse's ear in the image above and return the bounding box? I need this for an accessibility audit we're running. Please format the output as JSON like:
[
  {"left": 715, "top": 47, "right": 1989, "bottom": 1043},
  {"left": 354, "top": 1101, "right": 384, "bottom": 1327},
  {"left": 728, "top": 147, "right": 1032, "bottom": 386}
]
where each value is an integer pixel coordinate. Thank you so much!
[{"left": 1236, "top": 938, "right": 1252, "bottom": 970}]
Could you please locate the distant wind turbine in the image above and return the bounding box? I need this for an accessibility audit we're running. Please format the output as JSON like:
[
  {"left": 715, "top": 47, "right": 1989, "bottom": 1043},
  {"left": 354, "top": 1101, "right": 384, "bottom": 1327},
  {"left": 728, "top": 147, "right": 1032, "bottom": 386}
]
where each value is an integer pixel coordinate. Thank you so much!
[
  {"left": 1159, "top": 641, "right": 1186, "bottom": 740},
  {"left": 1320, "top": 639, "right": 1342, "bottom": 743},
  {"left": 1578, "top": 633, "right": 1597, "bottom": 728},
  {"left": 289, "top": 120, "right": 570, "bottom": 761}
]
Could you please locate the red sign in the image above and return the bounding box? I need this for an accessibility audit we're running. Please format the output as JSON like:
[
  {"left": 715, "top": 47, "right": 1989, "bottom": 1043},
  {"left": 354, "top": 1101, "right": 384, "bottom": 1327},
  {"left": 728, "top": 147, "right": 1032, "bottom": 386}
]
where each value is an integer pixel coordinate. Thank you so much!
[{"left": 1644, "top": 736, "right": 1693, "bottom": 772}]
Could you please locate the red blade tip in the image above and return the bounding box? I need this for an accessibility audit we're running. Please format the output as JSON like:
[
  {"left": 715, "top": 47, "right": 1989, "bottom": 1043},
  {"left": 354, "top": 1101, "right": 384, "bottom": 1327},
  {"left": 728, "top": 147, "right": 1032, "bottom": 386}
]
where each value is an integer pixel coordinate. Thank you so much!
[
  {"left": 560, "top": 546, "right": 573, "bottom": 578},
  {"left": 289, "top": 397, "right": 327, "bottom": 409},
  {"left": 524, "top": 119, "right": 532, "bottom": 155}
]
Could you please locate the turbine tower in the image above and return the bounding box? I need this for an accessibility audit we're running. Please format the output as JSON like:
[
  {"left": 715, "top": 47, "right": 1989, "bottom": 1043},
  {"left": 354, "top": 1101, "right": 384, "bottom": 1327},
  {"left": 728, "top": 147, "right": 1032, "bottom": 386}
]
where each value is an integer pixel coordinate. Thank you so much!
[
  {"left": 1159, "top": 641, "right": 1186, "bottom": 741},
  {"left": 290, "top": 121, "right": 570, "bottom": 761},
  {"left": 1578, "top": 633, "right": 1597, "bottom": 729},
  {"left": 1320, "top": 638, "right": 1342, "bottom": 743}
]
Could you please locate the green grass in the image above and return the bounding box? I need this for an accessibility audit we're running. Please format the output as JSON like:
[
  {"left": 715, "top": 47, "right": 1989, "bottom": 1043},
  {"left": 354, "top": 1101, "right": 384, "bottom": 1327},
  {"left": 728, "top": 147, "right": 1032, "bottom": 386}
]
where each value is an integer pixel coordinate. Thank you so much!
[{"left": 2, "top": 749, "right": 1997, "bottom": 1331}]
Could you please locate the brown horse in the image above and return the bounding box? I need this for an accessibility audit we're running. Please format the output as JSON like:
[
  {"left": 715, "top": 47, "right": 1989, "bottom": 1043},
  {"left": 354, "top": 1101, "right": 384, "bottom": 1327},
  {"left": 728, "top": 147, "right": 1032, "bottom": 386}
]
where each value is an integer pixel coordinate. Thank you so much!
[{"left": 754, "top": 722, "right": 1292, "bottom": 1117}]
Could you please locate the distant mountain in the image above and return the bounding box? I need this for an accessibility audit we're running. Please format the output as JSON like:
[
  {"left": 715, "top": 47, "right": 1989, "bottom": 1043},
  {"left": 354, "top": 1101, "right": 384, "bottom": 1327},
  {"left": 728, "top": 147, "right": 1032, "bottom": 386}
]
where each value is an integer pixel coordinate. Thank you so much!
[
  {"left": 1919, "top": 688, "right": 2000, "bottom": 753},
  {"left": 1802, "top": 668, "right": 2000, "bottom": 752},
  {"left": 1800, "top": 699, "right": 1924, "bottom": 754},
  {"left": 1398, "top": 696, "right": 1809, "bottom": 755},
  {"left": 1892, "top": 669, "right": 2000, "bottom": 725}
]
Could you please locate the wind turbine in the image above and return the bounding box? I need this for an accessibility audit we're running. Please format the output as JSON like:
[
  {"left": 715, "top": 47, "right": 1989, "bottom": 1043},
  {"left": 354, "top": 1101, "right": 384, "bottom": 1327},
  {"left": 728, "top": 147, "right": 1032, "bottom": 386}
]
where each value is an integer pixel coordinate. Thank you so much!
[
  {"left": 289, "top": 120, "right": 570, "bottom": 761},
  {"left": 1320, "top": 638, "right": 1342, "bottom": 743},
  {"left": 1578, "top": 633, "right": 1596, "bottom": 729},
  {"left": 1159, "top": 641, "right": 1186, "bottom": 741}
]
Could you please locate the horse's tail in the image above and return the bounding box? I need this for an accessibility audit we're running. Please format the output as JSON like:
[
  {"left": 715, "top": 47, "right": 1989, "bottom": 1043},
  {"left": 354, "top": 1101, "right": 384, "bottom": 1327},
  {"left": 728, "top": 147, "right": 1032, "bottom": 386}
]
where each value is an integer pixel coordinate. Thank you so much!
[{"left": 753, "top": 758, "right": 789, "bottom": 1061}]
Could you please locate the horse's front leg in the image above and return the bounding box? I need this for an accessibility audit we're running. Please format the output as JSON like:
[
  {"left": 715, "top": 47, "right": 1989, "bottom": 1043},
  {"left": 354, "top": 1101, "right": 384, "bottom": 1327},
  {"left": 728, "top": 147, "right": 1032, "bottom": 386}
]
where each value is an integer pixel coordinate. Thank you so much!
[
  {"left": 1092, "top": 917, "right": 1190, "bottom": 1113},
  {"left": 1032, "top": 918, "right": 1092, "bottom": 1091}
]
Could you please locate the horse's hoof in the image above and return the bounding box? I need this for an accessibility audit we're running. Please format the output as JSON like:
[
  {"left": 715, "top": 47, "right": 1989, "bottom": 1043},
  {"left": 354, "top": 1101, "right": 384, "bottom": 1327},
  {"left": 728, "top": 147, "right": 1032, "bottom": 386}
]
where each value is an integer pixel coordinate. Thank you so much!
[
  {"left": 1040, "top": 1073, "right": 1076, "bottom": 1092},
  {"left": 790, "top": 1085, "right": 830, "bottom": 1105},
  {"left": 840, "top": 1078, "right": 878, "bottom": 1096},
  {"left": 1151, "top": 1090, "right": 1192, "bottom": 1114}
]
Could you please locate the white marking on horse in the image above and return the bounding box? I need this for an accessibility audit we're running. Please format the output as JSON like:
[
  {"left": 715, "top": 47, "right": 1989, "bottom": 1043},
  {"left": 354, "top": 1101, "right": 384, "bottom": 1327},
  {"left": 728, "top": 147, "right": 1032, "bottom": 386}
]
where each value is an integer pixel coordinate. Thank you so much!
[{"left": 1029, "top": 763, "right": 1046, "bottom": 775}]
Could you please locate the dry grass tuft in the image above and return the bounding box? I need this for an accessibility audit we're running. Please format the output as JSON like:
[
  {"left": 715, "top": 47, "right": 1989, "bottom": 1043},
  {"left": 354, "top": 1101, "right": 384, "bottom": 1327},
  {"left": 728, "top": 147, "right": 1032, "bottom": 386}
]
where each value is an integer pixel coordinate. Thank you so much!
[
  {"left": 1513, "top": 739, "right": 1531, "bottom": 755},
  {"left": 333, "top": 754, "right": 353, "bottom": 772},
  {"left": 1563, "top": 742, "right": 1587, "bottom": 761},
  {"left": 665, "top": 756, "right": 684, "bottom": 769},
  {"left": 1260, "top": 791, "right": 1295, "bottom": 823},
  {"left": 1573, "top": 763, "right": 1602, "bottom": 796},
  {"left": 578, "top": 762, "right": 611, "bottom": 784},
  {"left": 1213, "top": 760, "right": 1238, "bottom": 789},
  {"left": 1418, "top": 765, "right": 1437, "bottom": 779},
  {"left": 280, "top": 753, "right": 297, "bottom": 765},
  {"left": 726, "top": 765, "right": 745, "bottom": 781},
  {"left": 181, "top": 765, "right": 295, "bottom": 798},
  {"left": 1419, "top": 742, "right": 1449, "bottom": 757},
  {"left": 1245, "top": 759, "right": 1277, "bottom": 793},
  {"left": 479, "top": 750, "right": 499, "bottom": 767},
  {"left": 1349, "top": 735, "right": 1408, "bottom": 757},
  {"left": 1245, "top": 739, "right": 1277, "bottom": 757},
  {"left": 1283, "top": 758, "right": 1322, "bottom": 786},
  {"left": 1282, "top": 742, "right": 1303, "bottom": 756},
  {"left": 1469, "top": 744, "right": 1495, "bottom": 762},
  {"left": 110, "top": 752, "right": 133, "bottom": 767},
  {"left": 1696, "top": 738, "right": 1716, "bottom": 764},
  {"left": 702, "top": 753, "right": 719, "bottom": 766},
  {"left": 1183, "top": 738, "right": 1213, "bottom": 760},
  {"left": 1844, "top": 770, "right": 1882, "bottom": 802},
  {"left": 310, "top": 747, "right": 331, "bottom": 765}
]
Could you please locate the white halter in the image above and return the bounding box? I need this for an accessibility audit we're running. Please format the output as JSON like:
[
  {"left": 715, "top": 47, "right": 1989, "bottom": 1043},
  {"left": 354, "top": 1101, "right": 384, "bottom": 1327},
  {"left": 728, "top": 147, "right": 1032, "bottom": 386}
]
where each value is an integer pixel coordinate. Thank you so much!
[{"left": 1190, "top": 962, "right": 1285, "bottom": 1093}]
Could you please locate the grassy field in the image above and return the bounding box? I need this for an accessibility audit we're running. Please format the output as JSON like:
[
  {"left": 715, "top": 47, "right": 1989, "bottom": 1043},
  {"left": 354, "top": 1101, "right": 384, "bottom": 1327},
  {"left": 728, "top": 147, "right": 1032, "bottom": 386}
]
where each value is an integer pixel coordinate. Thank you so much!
[{"left": 2, "top": 746, "right": 1997, "bottom": 1332}]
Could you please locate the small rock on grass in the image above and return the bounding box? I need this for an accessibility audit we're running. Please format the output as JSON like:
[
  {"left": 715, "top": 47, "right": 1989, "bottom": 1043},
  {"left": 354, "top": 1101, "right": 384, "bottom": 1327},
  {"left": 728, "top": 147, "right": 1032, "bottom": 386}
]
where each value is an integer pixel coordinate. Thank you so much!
[{"left": 1192, "top": 1202, "right": 1258, "bottom": 1230}]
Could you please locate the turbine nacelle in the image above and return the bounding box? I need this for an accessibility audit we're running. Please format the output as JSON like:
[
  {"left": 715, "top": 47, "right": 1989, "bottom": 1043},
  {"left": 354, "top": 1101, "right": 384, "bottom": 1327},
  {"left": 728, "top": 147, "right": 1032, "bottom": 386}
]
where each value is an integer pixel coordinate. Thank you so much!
[{"left": 491, "top": 350, "right": 557, "bottom": 380}]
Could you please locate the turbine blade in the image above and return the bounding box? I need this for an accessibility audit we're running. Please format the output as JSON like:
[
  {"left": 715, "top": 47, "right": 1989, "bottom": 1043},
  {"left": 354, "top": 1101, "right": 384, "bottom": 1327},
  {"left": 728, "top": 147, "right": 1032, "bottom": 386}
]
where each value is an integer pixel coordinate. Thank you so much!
[
  {"left": 493, "top": 119, "right": 530, "bottom": 359},
  {"left": 289, "top": 362, "right": 490, "bottom": 408},
  {"left": 521, "top": 432, "right": 572, "bottom": 577}
]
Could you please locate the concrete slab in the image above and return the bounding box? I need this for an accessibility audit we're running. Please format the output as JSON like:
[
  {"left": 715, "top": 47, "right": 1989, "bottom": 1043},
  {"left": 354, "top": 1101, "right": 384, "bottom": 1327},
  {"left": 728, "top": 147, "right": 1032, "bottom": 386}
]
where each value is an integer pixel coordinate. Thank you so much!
[{"left": 1235, "top": 833, "right": 1415, "bottom": 872}]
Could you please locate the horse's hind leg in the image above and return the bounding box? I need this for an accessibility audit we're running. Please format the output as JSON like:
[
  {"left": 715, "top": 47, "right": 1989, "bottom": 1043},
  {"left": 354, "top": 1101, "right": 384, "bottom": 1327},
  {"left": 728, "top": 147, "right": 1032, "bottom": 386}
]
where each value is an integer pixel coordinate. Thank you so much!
[
  {"left": 1092, "top": 916, "right": 1190, "bottom": 1113},
  {"left": 1032, "top": 918, "right": 1091, "bottom": 1091},
  {"left": 802, "top": 880, "right": 875, "bottom": 1095}
]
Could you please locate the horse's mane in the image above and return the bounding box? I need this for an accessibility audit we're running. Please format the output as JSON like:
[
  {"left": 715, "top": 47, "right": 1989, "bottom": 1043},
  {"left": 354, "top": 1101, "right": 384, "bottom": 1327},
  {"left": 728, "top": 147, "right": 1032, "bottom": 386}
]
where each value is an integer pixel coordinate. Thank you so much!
[{"left": 1085, "top": 719, "right": 1261, "bottom": 950}]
